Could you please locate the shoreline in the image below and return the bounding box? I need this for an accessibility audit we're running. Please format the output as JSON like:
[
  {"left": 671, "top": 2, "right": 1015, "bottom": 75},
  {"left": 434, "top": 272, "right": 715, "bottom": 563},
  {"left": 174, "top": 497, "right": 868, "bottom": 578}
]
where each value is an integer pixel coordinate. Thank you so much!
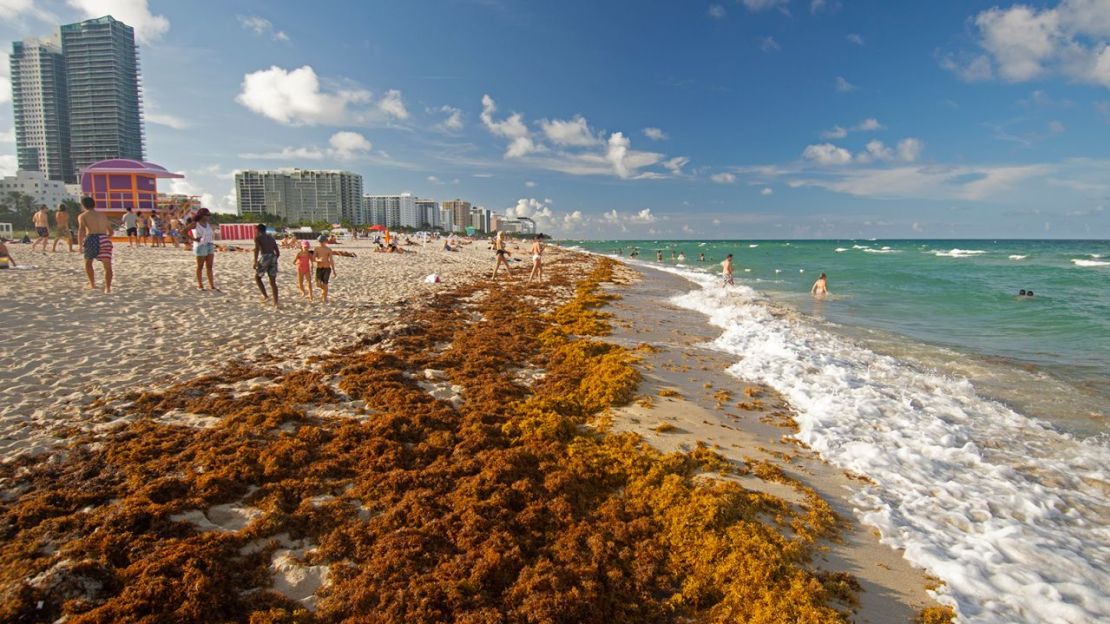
[
  {"left": 0, "top": 247, "right": 948, "bottom": 622},
  {"left": 601, "top": 264, "right": 942, "bottom": 622}
]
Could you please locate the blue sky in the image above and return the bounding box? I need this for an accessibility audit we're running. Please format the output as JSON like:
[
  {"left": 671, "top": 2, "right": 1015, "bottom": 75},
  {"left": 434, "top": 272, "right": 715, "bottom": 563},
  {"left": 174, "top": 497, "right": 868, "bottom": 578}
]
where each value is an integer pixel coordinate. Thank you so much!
[{"left": 2, "top": 0, "right": 1108, "bottom": 238}]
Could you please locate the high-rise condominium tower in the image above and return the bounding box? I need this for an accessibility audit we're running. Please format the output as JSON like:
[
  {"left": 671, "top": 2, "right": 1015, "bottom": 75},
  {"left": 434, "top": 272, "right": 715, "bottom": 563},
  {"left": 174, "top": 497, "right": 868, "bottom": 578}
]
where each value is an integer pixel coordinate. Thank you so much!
[
  {"left": 61, "top": 16, "right": 145, "bottom": 177},
  {"left": 10, "top": 36, "right": 73, "bottom": 183}
]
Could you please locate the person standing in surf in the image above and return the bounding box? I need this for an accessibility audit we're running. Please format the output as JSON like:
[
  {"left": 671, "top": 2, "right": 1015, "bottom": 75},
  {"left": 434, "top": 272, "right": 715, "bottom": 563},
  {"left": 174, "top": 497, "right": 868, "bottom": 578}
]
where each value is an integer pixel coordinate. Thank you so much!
[
  {"left": 811, "top": 272, "right": 829, "bottom": 297},
  {"left": 721, "top": 254, "right": 734, "bottom": 286}
]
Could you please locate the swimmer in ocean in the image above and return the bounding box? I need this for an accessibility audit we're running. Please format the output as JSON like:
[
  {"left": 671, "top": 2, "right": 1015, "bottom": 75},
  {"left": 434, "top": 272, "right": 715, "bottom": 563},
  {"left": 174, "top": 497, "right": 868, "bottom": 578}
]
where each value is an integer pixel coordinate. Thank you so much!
[{"left": 811, "top": 272, "right": 829, "bottom": 297}]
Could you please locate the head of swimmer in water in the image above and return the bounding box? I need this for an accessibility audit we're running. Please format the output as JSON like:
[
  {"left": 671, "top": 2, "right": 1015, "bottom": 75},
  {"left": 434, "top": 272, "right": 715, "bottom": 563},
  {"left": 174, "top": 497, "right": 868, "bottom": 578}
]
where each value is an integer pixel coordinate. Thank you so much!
[{"left": 1019, "top": 289, "right": 1027, "bottom": 296}]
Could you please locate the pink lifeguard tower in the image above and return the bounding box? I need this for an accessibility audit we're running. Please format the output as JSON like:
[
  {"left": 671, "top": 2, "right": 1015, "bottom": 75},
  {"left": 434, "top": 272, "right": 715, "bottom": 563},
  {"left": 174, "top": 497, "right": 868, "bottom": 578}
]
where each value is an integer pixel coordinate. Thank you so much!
[{"left": 80, "top": 159, "right": 184, "bottom": 216}]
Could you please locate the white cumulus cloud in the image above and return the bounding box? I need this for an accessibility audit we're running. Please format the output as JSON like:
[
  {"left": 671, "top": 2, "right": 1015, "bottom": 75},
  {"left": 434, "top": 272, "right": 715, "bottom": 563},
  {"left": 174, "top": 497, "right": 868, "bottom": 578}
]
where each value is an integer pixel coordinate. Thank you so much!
[
  {"left": 643, "top": 127, "right": 668, "bottom": 140},
  {"left": 480, "top": 94, "right": 540, "bottom": 158},
  {"left": 803, "top": 143, "right": 854, "bottom": 165},
  {"left": 539, "top": 115, "right": 598, "bottom": 146},
  {"left": 328, "top": 131, "right": 372, "bottom": 159},
  {"left": 711, "top": 172, "right": 737, "bottom": 184},
  {"left": 236, "top": 66, "right": 372, "bottom": 126},
  {"left": 945, "top": 0, "right": 1110, "bottom": 89},
  {"left": 378, "top": 89, "right": 409, "bottom": 120}
]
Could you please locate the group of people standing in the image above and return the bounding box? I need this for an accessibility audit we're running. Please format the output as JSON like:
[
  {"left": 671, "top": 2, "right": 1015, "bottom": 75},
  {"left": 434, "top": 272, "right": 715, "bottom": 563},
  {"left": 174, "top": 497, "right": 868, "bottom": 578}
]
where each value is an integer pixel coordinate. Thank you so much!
[
  {"left": 71, "top": 197, "right": 217, "bottom": 294},
  {"left": 490, "top": 230, "right": 546, "bottom": 283}
]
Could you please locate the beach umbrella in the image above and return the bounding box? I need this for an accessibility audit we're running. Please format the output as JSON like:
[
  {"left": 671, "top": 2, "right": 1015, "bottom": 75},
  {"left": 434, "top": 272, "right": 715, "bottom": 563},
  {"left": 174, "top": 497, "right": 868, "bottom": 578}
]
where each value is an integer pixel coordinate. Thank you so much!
[{"left": 369, "top": 225, "right": 387, "bottom": 231}]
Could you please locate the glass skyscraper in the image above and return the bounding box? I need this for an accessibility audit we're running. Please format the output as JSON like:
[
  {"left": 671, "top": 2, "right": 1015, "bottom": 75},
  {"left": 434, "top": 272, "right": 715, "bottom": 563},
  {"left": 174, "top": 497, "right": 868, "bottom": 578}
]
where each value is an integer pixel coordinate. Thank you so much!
[
  {"left": 60, "top": 16, "right": 145, "bottom": 178},
  {"left": 10, "top": 36, "right": 74, "bottom": 183}
]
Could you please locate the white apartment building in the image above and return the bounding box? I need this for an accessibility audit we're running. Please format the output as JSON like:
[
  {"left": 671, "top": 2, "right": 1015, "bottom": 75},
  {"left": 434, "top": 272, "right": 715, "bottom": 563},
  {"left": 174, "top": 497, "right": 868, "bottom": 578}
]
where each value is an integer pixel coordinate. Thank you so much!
[
  {"left": 415, "top": 198, "right": 440, "bottom": 229},
  {"left": 0, "top": 170, "right": 77, "bottom": 208},
  {"left": 236, "top": 169, "right": 364, "bottom": 224},
  {"left": 364, "top": 194, "right": 417, "bottom": 228}
]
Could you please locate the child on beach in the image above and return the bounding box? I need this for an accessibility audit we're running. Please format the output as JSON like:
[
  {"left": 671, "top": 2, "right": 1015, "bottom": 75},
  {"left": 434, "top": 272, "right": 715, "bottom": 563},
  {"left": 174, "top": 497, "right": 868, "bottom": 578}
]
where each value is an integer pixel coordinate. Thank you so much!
[
  {"left": 722, "top": 254, "right": 734, "bottom": 286},
  {"left": 294, "top": 240, "right": 315, "bottom": 300},
  {"left": 0, "top": 239, "right": 17, "bottom": 269},
  {"left": 314, "top": 235, "right": 336, "bottom": 303}
]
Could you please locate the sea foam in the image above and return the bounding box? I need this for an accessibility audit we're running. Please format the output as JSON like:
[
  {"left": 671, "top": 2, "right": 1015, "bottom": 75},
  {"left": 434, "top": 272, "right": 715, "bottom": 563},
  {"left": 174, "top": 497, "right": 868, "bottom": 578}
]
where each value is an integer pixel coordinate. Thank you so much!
[
  {"left": 653, "top": 266, "right": 1110, "bottom": 624},
  {"left": 933, "top": 249, "right": 986, "bottom": 258},
  {"left": 1072, "top": 258, "right": 1109, "bottom": 267}
]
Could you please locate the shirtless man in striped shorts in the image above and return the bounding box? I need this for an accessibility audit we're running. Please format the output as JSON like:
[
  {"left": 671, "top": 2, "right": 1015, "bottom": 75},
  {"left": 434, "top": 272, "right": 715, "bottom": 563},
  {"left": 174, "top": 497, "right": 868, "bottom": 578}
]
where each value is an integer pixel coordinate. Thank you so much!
[{"left": 77, "top": 197, "right": 114, "bottom": 293}]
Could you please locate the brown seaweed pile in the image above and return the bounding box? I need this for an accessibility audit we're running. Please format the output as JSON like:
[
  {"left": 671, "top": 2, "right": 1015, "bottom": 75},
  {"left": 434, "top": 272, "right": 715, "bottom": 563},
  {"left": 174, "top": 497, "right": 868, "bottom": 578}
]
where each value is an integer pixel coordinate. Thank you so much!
[{"left": 0, "top": 256, "right": 878, "bottom": 623}]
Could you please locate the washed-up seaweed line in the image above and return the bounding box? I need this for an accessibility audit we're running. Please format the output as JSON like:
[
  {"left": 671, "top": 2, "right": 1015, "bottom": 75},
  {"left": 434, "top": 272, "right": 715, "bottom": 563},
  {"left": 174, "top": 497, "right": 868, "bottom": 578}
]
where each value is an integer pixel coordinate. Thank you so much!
[{"left": 0, "top": 256, "right": 866, "bottom": 623}]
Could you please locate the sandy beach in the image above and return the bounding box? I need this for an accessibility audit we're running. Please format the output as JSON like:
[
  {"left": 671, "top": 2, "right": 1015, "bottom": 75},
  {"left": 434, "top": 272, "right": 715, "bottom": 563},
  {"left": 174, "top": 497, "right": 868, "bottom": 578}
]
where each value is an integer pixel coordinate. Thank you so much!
[
  {"left": 0, "top": 246, "right": 947, "bottom": 622},
  {"left": 0, "top": 238, "right": 502, "bottom": 459}
]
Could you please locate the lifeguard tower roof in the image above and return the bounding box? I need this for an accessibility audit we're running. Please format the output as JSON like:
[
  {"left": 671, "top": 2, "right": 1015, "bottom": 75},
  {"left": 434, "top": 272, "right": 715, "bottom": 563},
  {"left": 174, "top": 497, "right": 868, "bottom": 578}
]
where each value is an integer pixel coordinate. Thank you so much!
[{"left": 80, "top": 159, "right": 184, "bottom": 213}]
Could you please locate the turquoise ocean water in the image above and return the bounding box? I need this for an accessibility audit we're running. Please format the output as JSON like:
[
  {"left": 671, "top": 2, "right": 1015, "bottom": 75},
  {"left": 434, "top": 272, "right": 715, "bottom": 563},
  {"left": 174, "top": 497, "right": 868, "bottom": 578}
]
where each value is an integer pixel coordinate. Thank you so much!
[
  {"left": 567, "top": 239, "right": 1110, "bottom": 621},
  {"left": 570, "top": 239, "right": 1109, "bottom": 438}
]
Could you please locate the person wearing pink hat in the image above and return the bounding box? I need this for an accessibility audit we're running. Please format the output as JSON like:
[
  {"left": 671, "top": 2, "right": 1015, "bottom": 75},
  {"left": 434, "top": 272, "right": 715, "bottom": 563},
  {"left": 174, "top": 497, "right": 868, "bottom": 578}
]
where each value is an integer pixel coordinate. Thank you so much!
[{"left": 293, "top": 239, "right": 315, "bottom": 300}]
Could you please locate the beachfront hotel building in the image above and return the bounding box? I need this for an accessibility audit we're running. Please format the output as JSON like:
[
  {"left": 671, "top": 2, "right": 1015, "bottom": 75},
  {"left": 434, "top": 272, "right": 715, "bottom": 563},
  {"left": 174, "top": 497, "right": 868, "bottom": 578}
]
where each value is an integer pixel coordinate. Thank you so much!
[
  {"left": 60, "top": 16, "right": 145, "bottom": 178},
  {"left": 236, "top": 169, "right": 365, "bottom": 225},
  {"left": 9, "top": 36, "right": 73, "bottom": 183},
  {"left": 441, "top": 199, "right": 471, "bottom": 233},
  {"left": 469, "top": 206, "right": 492, "bottom": 233},
  {"left": 0, "top": 170, "right": 77, "bottom": 208},
  {"left": 364, "top": 194, "right": 416, "bottom": 229},
  {"left": 415, "top": 198, "right": 441, "bottom": 229}
]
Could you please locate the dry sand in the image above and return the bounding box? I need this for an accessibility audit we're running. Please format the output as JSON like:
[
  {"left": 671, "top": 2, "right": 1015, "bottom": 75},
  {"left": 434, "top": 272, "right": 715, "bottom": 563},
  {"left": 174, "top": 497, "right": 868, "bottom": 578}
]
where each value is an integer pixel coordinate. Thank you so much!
[{"left": 0, "top": 238, "right": 518, "bottom": 460}]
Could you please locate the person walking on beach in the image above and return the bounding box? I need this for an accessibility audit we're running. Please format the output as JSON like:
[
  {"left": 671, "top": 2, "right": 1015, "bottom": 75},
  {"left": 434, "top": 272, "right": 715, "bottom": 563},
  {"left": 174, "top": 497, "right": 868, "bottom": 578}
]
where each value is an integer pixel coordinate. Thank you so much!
[
  {"left": 30, "top": 205, "right": 50, "bottom": 253},
  {"left": 293, "top": 240, "right": 315, "bottom": 300},
  {"left": 122, "top": 207, "right": 138, "bottom": 247},
  {"left": 811, "top": 272, "right": 829, "bottom": 297},
  {"left": 491, "top": 230, "right": 514, "bottom": 281},
  {"left": 314, "top": 235, "right": 336, "bottom": 303},
  {"left": 189, "top": 208, "right": 219, "bottom": 291},
  {"left": 528, "top": 234, "right": 546, "bottom": 283},
  {"left": 721, "top": 254, "right": 734, "bottom": 286},
  {"left": 52, "top": 204, "right": 73, "bottom": 253},
  {"left": 253, "top": 223, "right": 281, "bottom": 308},
  {"left": 76, "top": 197, "right": 113, "bottom": 293}
]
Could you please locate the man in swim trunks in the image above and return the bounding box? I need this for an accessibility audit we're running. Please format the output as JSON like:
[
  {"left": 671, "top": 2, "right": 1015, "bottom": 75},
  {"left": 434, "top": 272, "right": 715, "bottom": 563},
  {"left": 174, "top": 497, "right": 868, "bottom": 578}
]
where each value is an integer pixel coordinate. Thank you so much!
[
  {"left": 314, "top": 234, "right": 336, "bottom": 304},
  {"left": 31, "top": 205, "right": 50, "bottom": 253},
  {"left": 721, "top": 254, "right": 734, "bottom": 287},
  {"left": 122, "top": 207, "right": 138, "bottom": 247},
  {"left": 77, "top": 197, "right": 113, "bottom": 293},
  {"left": 253, "top": 223, "right": 281, "bottom": 308},
  {"left": 52, "top": 204, "right": 73, "bottom": 253}
]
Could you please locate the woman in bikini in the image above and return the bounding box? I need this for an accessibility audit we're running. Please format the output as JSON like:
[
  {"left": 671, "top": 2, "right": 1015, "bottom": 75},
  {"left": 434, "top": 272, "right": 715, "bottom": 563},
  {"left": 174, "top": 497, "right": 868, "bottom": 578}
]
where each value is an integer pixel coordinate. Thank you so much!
[
  {"left": 528, "top": 234, "right": 546, "bottom": 283},
  {"left": 491, "top": 231, "right": 514, "bottom": 281}
]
